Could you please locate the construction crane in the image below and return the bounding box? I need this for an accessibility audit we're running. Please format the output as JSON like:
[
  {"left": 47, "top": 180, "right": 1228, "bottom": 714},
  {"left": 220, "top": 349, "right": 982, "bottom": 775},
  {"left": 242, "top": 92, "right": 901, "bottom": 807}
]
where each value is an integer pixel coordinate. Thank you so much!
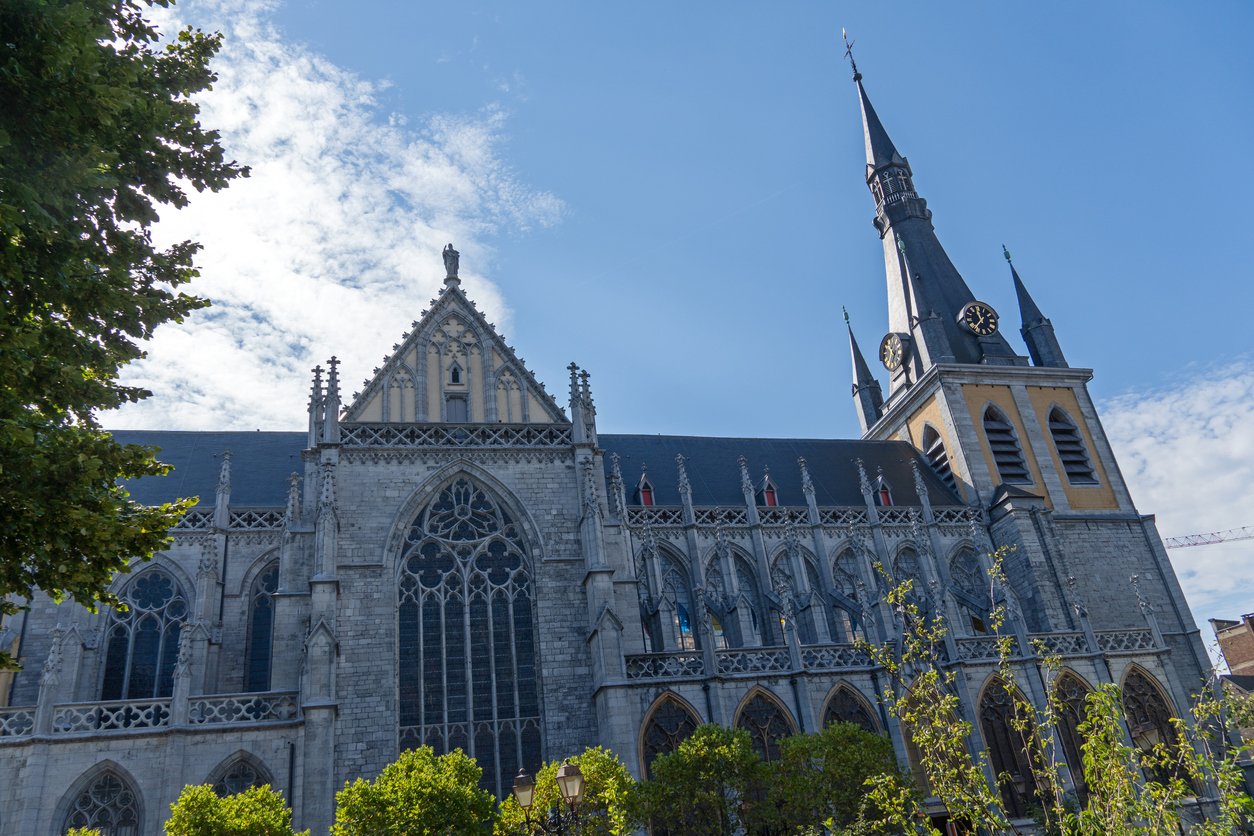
[{"left": 1163, "top": 526, "right": 1254, "bottom": 549}]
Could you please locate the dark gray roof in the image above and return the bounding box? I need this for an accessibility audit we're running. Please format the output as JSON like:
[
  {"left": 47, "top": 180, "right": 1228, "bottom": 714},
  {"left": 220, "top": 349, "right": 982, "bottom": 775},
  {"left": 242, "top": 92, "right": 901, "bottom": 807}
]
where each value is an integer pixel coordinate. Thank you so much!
[
  {"left": 111, "top": 430, "right": 305, "bottom": 507},
  {"left": 107, "top": 429, "right": 962, "bottom": 509},
  {"left": 599, "top": 434, "right": 960, "bottom": 507}
]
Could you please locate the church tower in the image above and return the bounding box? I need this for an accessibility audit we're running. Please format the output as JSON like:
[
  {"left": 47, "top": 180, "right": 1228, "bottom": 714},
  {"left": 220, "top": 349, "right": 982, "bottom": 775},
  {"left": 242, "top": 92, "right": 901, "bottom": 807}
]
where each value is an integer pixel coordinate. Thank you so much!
[{"left": 843, "top": 54, "right": 1210, "bottom": 688}]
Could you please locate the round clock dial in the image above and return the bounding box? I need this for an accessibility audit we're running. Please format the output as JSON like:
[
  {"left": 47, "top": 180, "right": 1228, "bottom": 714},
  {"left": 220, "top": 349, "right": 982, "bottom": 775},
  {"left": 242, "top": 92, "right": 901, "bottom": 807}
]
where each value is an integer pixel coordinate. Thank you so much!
[
  {"left": 879, "top": 332, "right": 906, "bottom": 371},
  {"left": 959, "top": 301, "right": 999, "bottom": 336}
]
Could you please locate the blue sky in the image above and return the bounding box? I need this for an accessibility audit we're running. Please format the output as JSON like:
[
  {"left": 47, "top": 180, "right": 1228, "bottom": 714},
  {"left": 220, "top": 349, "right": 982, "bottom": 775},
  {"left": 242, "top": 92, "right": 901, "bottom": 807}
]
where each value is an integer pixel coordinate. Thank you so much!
[{"left": 121, "top": 1, "right": 1254, "bottom": 631}]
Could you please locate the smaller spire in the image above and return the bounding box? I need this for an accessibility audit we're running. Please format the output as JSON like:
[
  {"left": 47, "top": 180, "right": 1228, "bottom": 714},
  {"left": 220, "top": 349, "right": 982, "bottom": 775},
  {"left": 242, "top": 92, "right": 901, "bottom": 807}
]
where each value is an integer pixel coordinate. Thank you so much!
[
  {"left": 1005, "top": 248, "right": 1068, "bottom": 368},
  {"left": 322, "top": 357, "right": 341, "bottom": 444},
  {"left": 848, "top": 323, "right": 884, "bottom": 434},
  {"left": 798, "top": 457, "right": 815, "bottom": 499}
]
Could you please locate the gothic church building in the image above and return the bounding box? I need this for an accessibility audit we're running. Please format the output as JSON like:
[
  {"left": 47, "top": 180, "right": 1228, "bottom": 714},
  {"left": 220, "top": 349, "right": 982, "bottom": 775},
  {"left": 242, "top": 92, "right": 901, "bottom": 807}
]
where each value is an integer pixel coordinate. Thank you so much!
[{"left": 0, "top": 60, "right": 1212, "bottom": 835}]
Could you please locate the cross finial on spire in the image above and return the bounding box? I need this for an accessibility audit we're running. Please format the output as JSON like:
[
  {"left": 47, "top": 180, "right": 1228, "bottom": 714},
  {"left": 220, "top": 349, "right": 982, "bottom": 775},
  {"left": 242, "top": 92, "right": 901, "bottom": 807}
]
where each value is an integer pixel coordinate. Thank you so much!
[
  {"left": 1002, "top": 244, "right": 1013, "bottom": 263},
  {"left": 842, "top": 305, "right": 850, "bottom": 325},
  {"left": 841, "top": 28, "right": 861, "bottom": 81}
]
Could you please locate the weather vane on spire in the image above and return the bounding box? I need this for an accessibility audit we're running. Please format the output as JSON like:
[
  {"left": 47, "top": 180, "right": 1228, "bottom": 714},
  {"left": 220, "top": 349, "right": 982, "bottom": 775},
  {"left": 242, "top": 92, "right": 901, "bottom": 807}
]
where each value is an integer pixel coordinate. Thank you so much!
[
  {"left": 841, "top": 28, "right": 860, "bottom": 80},
  {"left": 842, "top": 305, "right": 851, "bottom": 325},
  {"left": 1002, "top": 244, "right": 1013, "bottom": 263}
]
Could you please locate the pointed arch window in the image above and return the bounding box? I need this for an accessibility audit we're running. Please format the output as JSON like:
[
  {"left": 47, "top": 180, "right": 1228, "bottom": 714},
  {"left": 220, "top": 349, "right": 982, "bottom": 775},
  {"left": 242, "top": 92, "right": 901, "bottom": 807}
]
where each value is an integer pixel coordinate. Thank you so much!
[
  {"left": 658, "top": 551, "right": 697, "bottom": 651},
  {"left": 212, "top": 757, "right": 272, "bottom": 797},
  {"left": 1053, "top": 672, "right": 1092, "bottom": 804},
  {"left": 823, "top": 685, "right": 878, "bottom": 733},
  {"left": 736, "top": 692, "right": 795, "bottom": 761},
  {"left": 983, "top": 406, "right": 1032, "bottom": 484},
  {"left": 1122, "top": 668, "right": 1189, "bottom": 788},
  {"left": 893, "top": 548, "right": 929, "bottom": 615},
  {"left": 101, "top": 570, "right": 188, "bottom": 700},
  {"left": 734, "top": 555, "right": 769, "bottom": 645},
  {"left": 978, "top": 679, "right": 1039, "bottom": 818},
  {"left": 1048, "top": 408, "right": 1097, "bottom": 484},
  {"left": 922, "top": 425, "right": 958, "bottom": 493},
  {"left": 245, "top": 562, "right": 278, "bottom": 693},
  {"left": 398, "top": 478, "right": 542, "bottom": 799},
  {"left": 830, "top": 550, "right": 864, "bottom": 642},
  {"left": 449, "top": 361, "right": 463, "bottom": 385},
  {"left": 641, "top": 695, "right": 701, "bottom": 778},
  {"left": 757, "top": 471, "right": 779, "bottom": 507},
  {"left": 948, "top": 548, "right": 990, "bottom": 634},
  {"left": 64, "top": 770, "right": 141, "bottom": 836}
]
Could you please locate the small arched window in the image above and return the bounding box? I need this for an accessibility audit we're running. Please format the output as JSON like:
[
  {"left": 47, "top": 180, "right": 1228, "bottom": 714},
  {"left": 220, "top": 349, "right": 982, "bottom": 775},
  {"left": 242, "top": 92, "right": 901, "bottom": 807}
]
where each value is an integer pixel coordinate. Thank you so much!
[
  {"left": 736, "top": 691, "right": 795, "bottom": 761},
  {"left": 245, "top": 562, "right": 278, "bottom": 693},
  {"left": 875, "top": 476, "right": 893, "bottom": 507},
  {"left": 64, "top": 769, "right": 142, "bottom": 835},
  {"left": 641, "top": 695, "right": 701, "bottom": 778},
  {"left": 101, "top": 570, "right": 188, "bottom": 700},
  {"left": 758, "top": 469, "right": 779, "bottom": 507},
  {"left": 1048, "top": 408, "right": 1097, "bottom": 484},
  {"left": 212, "top": 757, "right": 272, "bottom": 797},
  {"left": 982, "top": 406, "right": 1031, "bottom": 484},
  {"left": 921, "top": 425, "right": 958, "bottom": 493},
  {"left": 822, "top": 685, "right": 878, "bottom": 733},
  {"left": 448, "top": 362, "right": 462, "bottom": 385},
  {"left": 637, "top": 471, "right": 655, "bottom": 507}
]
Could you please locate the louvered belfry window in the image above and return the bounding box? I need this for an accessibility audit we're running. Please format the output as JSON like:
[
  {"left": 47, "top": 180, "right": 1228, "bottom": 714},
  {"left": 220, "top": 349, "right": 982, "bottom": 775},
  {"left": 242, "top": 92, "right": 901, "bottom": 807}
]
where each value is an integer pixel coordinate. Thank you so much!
[
  {"left": 398, "top": 478, "right": 542, "bottom": 799},
  {"left": 922, "top": 425, "right": 958, "bottom": 493},
  {"left": 982, "top": 406, "right": 1031, "bottom": 484},
  {"left": 1048, "top": 408, "right": 1098, "bottom": 484}
]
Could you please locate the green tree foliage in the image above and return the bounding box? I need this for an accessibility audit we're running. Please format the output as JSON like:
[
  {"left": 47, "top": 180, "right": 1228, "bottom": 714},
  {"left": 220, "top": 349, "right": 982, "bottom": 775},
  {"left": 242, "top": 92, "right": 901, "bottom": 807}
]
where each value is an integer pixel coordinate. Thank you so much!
[
  {"left": 0, "top": 0, "right": 246, "bottom": 653},
  {"left": 495, "top": 746, "right": 637, "bottom": 835},
  {"left": 630, "top": 723, "right": 771, "bottom": 835},
  {"left": 332, "top": 747, "right": 496, "bottom": 835},
  {"left": 767, "top": 721, "right": 903, "bottom": 832},
  {"left": 65, "top": 829, "right": 103, "bottom": 836},
  {"left": 164, "top": 784, "right": 306, "bottom": 836}
]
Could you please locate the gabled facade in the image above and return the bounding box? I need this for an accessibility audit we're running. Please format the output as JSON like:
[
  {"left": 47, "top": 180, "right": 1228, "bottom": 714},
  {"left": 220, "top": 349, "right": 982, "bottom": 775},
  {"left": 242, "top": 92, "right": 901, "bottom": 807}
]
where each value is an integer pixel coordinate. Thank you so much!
[{"left": 0, "top": 55, "right": 1211, "bottom": 836}]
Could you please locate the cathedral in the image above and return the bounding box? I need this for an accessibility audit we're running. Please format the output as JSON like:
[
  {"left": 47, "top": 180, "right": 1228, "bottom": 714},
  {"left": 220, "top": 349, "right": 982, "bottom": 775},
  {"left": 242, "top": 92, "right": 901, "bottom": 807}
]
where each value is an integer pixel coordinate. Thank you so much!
[{"left": 0, "top": 57, "right": 1213, "bottom": 835}]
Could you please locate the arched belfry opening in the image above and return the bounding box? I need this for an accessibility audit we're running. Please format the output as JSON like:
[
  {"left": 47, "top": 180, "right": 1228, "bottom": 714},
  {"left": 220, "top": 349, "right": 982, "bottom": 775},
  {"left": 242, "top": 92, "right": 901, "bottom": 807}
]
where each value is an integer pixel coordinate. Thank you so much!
[{"left": 397, "top": 476, "right": 542, "bottom": 798}]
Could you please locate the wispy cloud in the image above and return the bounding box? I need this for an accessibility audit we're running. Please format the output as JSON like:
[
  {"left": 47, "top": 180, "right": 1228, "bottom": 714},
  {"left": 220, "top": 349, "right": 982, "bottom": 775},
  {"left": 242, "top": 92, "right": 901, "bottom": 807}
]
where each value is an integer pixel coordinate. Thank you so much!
[
  {"left": 110, "top": 0, "right": 563, "bottom": 430},
  {"left": 1102, "top": 360, "right": 1254, "bottom": 636}
]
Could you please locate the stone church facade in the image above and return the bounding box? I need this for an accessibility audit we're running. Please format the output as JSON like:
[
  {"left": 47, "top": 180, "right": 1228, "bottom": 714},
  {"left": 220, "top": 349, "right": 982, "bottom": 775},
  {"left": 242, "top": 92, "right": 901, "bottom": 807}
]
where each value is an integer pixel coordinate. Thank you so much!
[{"left": 0, "top": 61, "right": 1213, "bottom": 835}]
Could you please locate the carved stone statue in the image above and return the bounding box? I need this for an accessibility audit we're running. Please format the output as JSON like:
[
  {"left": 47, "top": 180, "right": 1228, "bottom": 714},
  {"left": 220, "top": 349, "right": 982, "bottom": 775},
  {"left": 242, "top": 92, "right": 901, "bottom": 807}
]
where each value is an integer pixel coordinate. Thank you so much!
[{"left": 442, "top": 243, "right": 459, "bottom": 278}]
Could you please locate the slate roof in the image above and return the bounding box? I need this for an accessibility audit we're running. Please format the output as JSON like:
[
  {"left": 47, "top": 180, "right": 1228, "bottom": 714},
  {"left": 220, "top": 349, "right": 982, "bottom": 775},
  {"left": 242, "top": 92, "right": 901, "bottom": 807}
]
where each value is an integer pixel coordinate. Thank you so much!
[{"left": 108, "top": 429, "right": 962, "bottom": 508}]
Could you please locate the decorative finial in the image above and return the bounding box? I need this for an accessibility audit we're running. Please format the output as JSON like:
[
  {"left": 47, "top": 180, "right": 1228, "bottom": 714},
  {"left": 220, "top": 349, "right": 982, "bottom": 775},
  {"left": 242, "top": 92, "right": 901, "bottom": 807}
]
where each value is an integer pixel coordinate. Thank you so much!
[
  {"left": 798, "top": 457, "right": 815, "bottom": 498},
  {"left": 1002, "top": 244, "right": 1013, "bottom": 264},
  {"left": 841, "top": 28, "right": 860, "bottom": 81},
  {"left": 675, "top": 454, "right": 691, "bottom": 499},
  {"left": 842, "top": 305, "right": 850, "bottom": 325},
  {"left": 442, "top": 243, "right": 460, "bottom": 283}
]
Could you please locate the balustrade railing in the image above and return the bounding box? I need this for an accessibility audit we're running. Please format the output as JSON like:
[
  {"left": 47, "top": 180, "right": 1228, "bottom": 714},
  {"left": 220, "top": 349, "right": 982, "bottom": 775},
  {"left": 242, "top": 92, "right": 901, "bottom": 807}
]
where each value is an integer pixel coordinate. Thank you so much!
[
  {"left": 625, "top": 507, "right": 683, "bottom": 527},
  {"left": 188, "top": 691, "right": 300, "bottom": 724},
  {"left": 1030, "top": 632, "right": 1090, "bottom": 656},
  {"left": 800, "top": 644, "right": 873, "bottom": 670},
  {"left": 717, "top": 647, "right": 791, "bottom": 675},
  {"left": 624, "top": 652, "right": 704, "bottom": 680},
  {"left": 53, "top": 699, "right": 171, "bottom": 733},
  {"left": 1096, "top": 629, "right": 1157, "bottom": 653},
  {"left": 0, "top": 706, "right": 35, "bottom": 737},
  {"left": 341, "top": 422, "right": 572, "bottom": 448}
]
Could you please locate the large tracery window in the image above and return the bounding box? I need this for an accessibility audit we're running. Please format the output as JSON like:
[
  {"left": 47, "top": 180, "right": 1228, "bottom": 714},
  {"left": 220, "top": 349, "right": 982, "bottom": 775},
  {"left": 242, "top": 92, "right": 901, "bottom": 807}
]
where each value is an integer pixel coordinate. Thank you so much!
[
  {"left": 212, "top": 757, "right": 272, "bottom": 797},
  {"left": 640, "top": 694, "right": 701, "bottom": 778},
  {"left": 736, "top": 691, "right": 795, "bottom": 762},
  {"left": 1053, "top": 671, "right": 1091, "bottom": 804},
  {"left": 101, "top": 570, "right": 188, "bottom": 700},
  {"left": 245, "top": 562, "right": 278, "bottom": 692},
  {"left": 64, "top": 770, "right": 141, "bottom": 836},
  {"left": 978, "top": 679, "right": 1038, "bottom": 818},
  {"left": 398, "top": 478, "right": 541, "bottom": 799},
  {"left": 948, "top": 548, "right": 990, "bottom": 634},
  {"left": 1122, "top": 668, "right": 1189, "bottom": 789}
]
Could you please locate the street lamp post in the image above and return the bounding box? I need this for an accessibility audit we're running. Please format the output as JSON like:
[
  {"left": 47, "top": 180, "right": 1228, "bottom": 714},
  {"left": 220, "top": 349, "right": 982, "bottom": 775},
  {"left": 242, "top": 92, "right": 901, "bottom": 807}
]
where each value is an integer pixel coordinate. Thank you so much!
[{"left": 512, "top": 760, "right": 585, "bottom": 835}]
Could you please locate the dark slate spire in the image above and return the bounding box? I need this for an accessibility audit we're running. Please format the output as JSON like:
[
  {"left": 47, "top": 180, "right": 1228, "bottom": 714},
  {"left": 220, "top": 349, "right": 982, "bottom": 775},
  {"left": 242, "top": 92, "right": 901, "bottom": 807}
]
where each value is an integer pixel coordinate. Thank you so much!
[
  {"left": 847, "top": 54, "right": 1026, "bottom": 397},
  {"left": 846, "top": 309, "right": 884, "bottom": 434},
  {"left": 1005, "top": 246, "right": 1067, "bottom": 368}
]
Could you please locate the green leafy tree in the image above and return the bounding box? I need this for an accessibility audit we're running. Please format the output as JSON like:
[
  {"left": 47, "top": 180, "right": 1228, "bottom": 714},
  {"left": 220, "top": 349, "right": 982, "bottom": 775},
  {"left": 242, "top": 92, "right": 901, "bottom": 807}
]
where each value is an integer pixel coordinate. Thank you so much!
[
  {"left": 332, "top": 747, "right": 496, "bottom": 835},
  {"left": 0, "top": 0, "right": 246, "bottom": 656},
  {"left": 767, "top": 721, "right": 904, "bottom": 832},
  {"left": 65, "top": 829, "right": 103, "bottom": 836},
  {"left": 630, "top": 723, "right": 771, "bottom": 836},
  {"left": 164, "top": 784, "right": 306, "bottom": 836}
]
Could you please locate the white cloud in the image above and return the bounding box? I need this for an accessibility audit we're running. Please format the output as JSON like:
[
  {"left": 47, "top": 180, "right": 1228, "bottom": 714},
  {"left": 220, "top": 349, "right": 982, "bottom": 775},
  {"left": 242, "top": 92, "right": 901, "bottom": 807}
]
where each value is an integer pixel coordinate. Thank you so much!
[
  {"left": 110, "top": 0, "right": 562, "bottom": 431},
  {"left": 1102, "top": 360, "right": 1254, "bottom": 641}
]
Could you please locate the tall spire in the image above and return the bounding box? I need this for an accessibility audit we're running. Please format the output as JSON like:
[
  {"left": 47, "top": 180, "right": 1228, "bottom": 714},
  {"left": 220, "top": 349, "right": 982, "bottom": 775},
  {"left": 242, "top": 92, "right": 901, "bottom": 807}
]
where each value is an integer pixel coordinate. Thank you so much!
[
  {"left": 1005, "top": 246, "right": 1067, "bottom": 368},
  {"left": 846, "top": 311, "right": 884, "bottom": 434},
  {"left": 845, "top": 46, "right": 1026, "bottom": 397}
]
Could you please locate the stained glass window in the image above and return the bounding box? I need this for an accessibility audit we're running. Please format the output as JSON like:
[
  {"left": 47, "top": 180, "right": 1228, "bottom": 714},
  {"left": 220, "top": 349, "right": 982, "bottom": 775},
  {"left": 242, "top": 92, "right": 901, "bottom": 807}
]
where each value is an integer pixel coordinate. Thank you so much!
[
  {"left": 398, "top": 478, "right": 541, "bottom": 799},
  {"left": 245, "top": 563, "right": 278, "bottom": 692},
  {"left": 101, "top": 570, "right": 188, "bottom": 700},
  {"left": 949, "top": 548, "right": 990, "bottom": 633},
  {"left": 212, "top": 758, "right": 271, "bottom": 797},
  {"left": 1122, "top": 668, "right": 1189, "bottom": 789},
  {"left": 736, "top": 691, "right": 794, "bottom": 761},
  {"left": 978, "top": 679, "right": 1038, "bottom": 818},
  {"left": 822, "top": 685, "right": 878, "bottom": 733},
  {"left": 641, "top": 695, "right": 701, "bottom": 778},
  {"left": 64, "top": 771, "right": 141, "bottom": 836}
]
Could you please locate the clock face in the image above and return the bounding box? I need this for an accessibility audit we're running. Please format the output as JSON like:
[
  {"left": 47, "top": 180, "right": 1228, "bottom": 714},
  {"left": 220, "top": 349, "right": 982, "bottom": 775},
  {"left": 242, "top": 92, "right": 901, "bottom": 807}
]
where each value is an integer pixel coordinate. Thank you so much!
[
  {"left": 879, "top": 332, "right": 905, "bottom": 371},
  {"left": 960, "top": 301, "right": 999, "bottom": 336}
]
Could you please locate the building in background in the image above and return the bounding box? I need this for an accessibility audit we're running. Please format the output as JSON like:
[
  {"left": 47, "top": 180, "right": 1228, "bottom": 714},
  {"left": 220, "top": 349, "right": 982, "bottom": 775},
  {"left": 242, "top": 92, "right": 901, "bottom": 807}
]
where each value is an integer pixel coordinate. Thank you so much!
[{"left": 0, "top": 58, "right": 1213, "bottom": 835}]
